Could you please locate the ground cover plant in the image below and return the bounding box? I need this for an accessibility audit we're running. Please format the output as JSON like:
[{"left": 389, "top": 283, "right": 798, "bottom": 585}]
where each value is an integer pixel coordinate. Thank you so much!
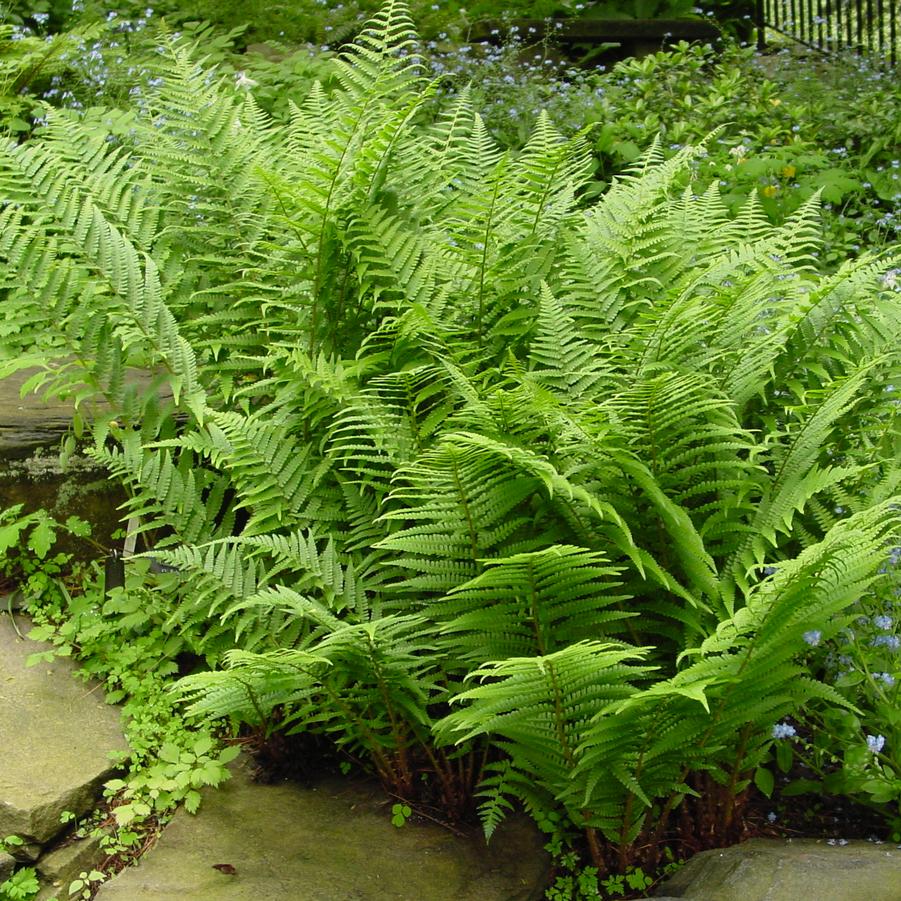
[
  {"left": 0, "top": 2, "right": 899, "bottom": 896},
  {"left": 448, "top": 38, "right": 901, "bottom": 268}
]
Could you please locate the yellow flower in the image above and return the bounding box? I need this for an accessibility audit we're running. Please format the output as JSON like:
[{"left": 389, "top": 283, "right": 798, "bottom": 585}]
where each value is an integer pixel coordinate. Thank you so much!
[
  {"left": 769, "top": 97, "right": 782, "bottom": 107},
  {"left": 761, "top": 185, "right": 779, "bottom": 198},
  {"left": 781, "top": 165, "right": 796, "bottom": 179}
]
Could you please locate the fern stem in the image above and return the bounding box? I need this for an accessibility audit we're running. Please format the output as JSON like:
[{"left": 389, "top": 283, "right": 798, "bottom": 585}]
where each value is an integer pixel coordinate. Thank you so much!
[
  {"left": 449, "top": 455, "right": 480, "bottom": 567},
  {"left": 316, "top": 677, "right": 402, "bottom": 789},
  {"left": 310, "top": 89, "right": 378, "bottom": 355},
  {"left": 722, "top": 724, "right": 752, "bottom": 831},
  {"left": 475, "top": 173, "right": 502, "bottom": 346},
  {"left": 544, "top": 659, "right": 576, "bottom": 769},
  {"left": 527, "top": 562, "right": 548, "bottom": 657},
  {"left": 370, "top": 646, "right": 415, "bottom": 795},
  {"left": 584, "top": 825, "right": 606, "bottom": 872}
]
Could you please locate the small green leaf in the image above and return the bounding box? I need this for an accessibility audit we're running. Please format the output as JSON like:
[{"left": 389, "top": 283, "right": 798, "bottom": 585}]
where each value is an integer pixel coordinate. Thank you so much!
[
  {"left": 159, "top": 742, "right": 181, "bottom": 764},
  {"left": 0, "top": 521, "right": 26, "bottom": 556},
  {"left": 782, "top": 778, "right": 821, "bottom": 797},
  {"left": 218, "top": 745, "right": 241, "bottom": 764},
  {"left": 754, "top": 766, "right": 774, "bottom": 798},
  {"left": 113, "top": 805, "right": 136, "bottom": 827},
  {"left": 65, "top": 516, "right": 91, "bottom": 538},
  {"left": 28, "top": 518, "right": 55, "bottom": 559},
  {"left": 776, "top": 741, "right": 793, "bottom": 774}
]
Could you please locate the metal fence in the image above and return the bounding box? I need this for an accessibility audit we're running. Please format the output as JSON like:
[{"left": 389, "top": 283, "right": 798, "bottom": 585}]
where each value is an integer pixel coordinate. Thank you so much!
[{"left": 755, "top": 0, "right": 899, "bottom": 66}]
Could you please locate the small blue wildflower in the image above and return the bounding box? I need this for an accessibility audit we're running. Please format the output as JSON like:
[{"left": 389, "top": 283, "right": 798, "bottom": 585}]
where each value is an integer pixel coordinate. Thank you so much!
[
  {"left": 872, "top": 635, "right": 900, "bottom": 650},
  {"left": 866, "top": 734, "right": 886, "bottom": 754},
  {"left": 772, "top": 722, "right": 796, "bottom": 740},
  {"left": 874, "top": 615, "right": 893, "bottom": 630},
  {"left": 803, "top": 630, "right": 822, "bottom": 647},
  {"left": 873, "top": 672, "right": 895, "bottom": 687}
]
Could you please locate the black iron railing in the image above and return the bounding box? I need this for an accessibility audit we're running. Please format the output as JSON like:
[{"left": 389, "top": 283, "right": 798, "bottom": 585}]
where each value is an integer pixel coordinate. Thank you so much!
[{"left": 756, "top": 0, "right": 899, "bottom": 65}]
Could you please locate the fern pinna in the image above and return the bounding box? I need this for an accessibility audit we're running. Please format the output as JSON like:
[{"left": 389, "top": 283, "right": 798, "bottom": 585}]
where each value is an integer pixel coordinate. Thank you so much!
[{"left": 1, "top": 0, "right": 899, "bottom": 874}]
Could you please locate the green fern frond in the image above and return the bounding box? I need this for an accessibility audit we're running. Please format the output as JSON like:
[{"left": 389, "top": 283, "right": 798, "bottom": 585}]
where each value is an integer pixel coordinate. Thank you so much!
[{"left": 435, "top": 545, "right": 631, "bottom": 665}]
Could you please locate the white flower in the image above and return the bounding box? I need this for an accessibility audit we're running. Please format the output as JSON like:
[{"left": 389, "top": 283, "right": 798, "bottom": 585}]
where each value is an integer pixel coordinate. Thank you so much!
[{"left": 234, "top": 71, "right": 257, "bottom": 90}]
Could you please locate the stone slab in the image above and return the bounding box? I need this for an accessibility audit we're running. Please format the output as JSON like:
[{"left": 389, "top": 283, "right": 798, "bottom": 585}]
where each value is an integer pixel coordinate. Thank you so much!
[
  {"left": 36, "top": 833, "right": 106, "bottom": 899},
  {"left": 0, "top": 367, "right": 74, "bottom": 454},
  {"left": 97, "top": 756, "right": 548, "bottom": 901},
  {"left": 0, "top": 614, "right": 127, "bottom": 846},
  {"left": 0, "top": 367, "right": 170, "bottom": 456},
  {"left": 655, "top": 838, "right": 901, "bottom": 900},
  {"left": 0, "top": 849, "right": 14, "bottom": 881}
]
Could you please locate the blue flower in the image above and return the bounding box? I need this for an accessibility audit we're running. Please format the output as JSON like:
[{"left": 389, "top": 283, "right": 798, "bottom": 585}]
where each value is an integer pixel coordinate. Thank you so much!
[
  {"left": 772, "top": 722, "right": 796, "bottom": 739},
  {"left": 873, "top": 615, "right": 893, "bottom": 630},
  {"left": 872, "top": 635, "right": 900, "bottom": 650},
  {"left": 866, "top": 734, "right": 885, "bottom": 754},
  {"left": 803, "top": 630, "right": 822, "bottom": 647}
]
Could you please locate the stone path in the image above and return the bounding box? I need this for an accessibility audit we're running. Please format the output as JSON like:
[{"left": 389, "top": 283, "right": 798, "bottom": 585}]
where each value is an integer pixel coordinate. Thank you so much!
[
  {"left": 0, "top": 614, "right": 126, "bottom": 849},
  {"left": 94, "top": 755, "right": 548, "bottom": 901},
  {"left": 0, "top": 612, "right": 126, "bottom": 897}
]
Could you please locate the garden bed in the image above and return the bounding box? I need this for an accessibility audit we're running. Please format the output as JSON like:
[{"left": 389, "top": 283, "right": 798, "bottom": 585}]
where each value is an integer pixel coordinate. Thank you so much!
[{"left": 0, "top": 3, "right": 899, "bottom": 901}]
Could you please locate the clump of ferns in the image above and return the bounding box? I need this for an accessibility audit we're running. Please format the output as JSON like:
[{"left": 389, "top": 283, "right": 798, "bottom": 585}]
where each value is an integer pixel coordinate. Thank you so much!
[{"left": 1, "top": 0, "right": 899, "bottom": 877}]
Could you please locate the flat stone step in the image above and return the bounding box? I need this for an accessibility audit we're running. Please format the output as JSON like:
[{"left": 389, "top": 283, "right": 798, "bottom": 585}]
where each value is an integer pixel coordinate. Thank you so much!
[
  {"left": 96, "top": 756, "right": 548, "bottom": 901},
  {"left": 0, "top": 614, "right": 127, "bottom": 848},
  {"left": 654, "top": 838, "right": 901, "bottom": 900}
]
